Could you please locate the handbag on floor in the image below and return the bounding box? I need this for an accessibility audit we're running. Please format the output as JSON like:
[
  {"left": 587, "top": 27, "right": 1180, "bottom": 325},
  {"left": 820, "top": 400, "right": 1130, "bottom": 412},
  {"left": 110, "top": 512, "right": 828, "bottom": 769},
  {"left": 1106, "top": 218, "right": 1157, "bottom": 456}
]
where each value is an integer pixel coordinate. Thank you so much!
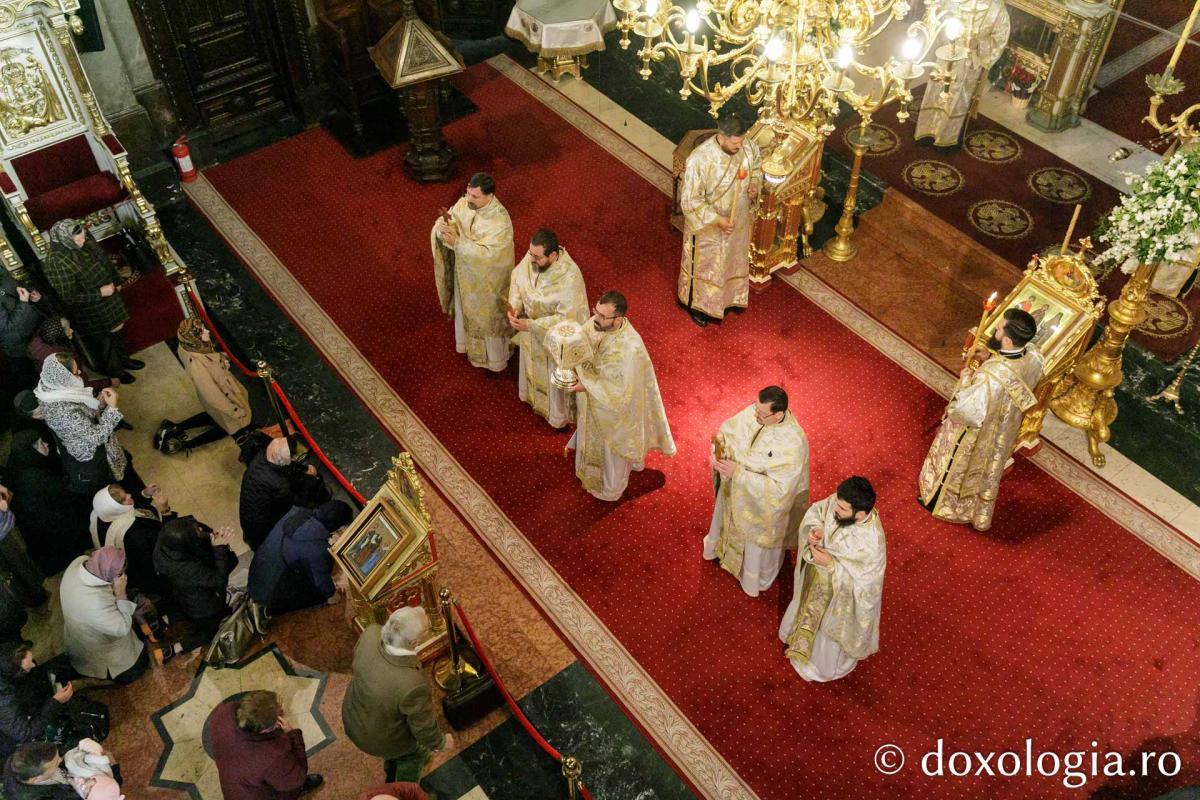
[{"left": 205, "top": 595, "right": 269, "bottom": 668}]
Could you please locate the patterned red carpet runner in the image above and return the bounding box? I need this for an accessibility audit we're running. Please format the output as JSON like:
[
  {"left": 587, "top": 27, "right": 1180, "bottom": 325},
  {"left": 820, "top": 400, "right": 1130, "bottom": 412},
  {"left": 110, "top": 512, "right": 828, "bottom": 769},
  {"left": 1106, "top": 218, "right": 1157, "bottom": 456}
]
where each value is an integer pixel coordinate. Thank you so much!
[
  {"left": 829, "top": 86, "right": 1199, "bottom": 361},
  {"left": 201, "top": 63, "right": 1200, "bottom": 799}
]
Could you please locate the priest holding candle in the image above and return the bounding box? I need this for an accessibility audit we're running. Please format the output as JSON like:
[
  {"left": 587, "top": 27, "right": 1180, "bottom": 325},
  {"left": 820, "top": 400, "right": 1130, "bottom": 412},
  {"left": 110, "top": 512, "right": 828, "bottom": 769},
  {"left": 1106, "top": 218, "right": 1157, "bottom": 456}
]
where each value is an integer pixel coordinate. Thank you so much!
[{"left": 918, "top": 301, "right": 1043, "bottom": 531}]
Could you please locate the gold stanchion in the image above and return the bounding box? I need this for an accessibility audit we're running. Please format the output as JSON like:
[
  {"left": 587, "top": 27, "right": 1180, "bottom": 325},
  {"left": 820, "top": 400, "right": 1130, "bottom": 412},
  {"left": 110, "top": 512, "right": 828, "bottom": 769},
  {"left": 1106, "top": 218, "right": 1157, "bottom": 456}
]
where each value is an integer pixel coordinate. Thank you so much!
[
  {"left": 822, "top": 120, "right": 868, "bottom": 262},
  {"left": 1147, "top": 338, "right": 1200, "bottom": 415},
  {"left": 562, "top": 755, "right": 583, "bottom": 800},
  {"left": 433, "top": 588, "right": 481, "bottom": 691},
  {"left": 1049, "top": 263, "right": 1158, "bottom": 466}
]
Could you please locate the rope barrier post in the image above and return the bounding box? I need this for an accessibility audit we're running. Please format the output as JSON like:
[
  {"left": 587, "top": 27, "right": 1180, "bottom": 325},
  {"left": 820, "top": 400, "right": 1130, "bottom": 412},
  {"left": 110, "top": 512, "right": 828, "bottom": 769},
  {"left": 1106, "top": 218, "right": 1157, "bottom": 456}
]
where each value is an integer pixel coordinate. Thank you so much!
[
  {"left": 256, "top": 360, "right": 290, "bottom": 434},
  {"left": 562, "top": 755, "right": 582, "bottom": 800},
  {"left": 173, "top": 267, "right": 199, "bottom": 319},
  {"left": 434, "top": 588, "right": 463, "bottom": 692}
]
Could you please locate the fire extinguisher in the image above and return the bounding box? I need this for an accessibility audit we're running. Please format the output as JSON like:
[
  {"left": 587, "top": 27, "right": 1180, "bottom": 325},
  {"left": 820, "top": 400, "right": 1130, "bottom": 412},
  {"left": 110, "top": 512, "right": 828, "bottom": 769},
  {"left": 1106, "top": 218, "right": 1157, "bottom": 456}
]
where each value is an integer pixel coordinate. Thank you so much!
[{"left": 171, "top": 136, "right": 196, "bottom": 183}]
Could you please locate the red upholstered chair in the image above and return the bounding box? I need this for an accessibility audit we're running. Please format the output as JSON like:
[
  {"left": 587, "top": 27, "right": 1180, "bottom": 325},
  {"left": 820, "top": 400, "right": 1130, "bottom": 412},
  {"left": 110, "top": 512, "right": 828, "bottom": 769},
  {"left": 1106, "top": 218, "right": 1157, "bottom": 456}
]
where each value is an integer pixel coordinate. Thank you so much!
[
  {"left": 0, "top": 1, "right": 177, "bottom": 274},
  {"left": 7, "top": 133, "right": 128, "bottom": 233}
]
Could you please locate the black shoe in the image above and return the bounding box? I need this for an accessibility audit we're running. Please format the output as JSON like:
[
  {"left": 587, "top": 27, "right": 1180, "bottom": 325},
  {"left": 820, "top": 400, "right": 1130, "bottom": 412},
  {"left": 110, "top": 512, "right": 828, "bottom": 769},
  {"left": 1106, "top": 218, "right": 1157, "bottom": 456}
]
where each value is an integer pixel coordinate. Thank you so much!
[
  {"left": 116, "top": 420, "right": 134, "bottom": 431},
  {"left": 688, "top": 309, "right": 709, "bottom": 327},
  {"left": 119, "top": 371, "right": 136, "bottom": 384},
  {"left": 123, "top": 359, "right": 146, "bottom": 371},
  {"left": 153, "top": 420, "right": 177, "bottom": 450},
  {"left": 300, "top": 774, "right": 324, "bottom": 794}
]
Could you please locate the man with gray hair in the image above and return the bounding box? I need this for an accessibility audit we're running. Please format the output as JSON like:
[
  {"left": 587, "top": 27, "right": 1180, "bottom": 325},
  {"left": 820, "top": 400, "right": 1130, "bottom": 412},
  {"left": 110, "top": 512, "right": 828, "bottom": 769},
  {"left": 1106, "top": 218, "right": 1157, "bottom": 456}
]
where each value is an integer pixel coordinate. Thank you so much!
[
  {"left": 238, "top": 436, "right": 327, "bottom": 550},
  {"left": 677, "top": 114, "right": 762, "bottom": 327},
  {"left": 342, "top": 606, "right": 453, "bottom": 782}
]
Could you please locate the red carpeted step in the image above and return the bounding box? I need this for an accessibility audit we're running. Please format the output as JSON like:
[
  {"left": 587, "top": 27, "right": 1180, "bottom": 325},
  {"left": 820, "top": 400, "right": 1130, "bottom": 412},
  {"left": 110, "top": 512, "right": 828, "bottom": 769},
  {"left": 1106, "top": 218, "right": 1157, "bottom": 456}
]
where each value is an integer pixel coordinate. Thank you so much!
[{"left": 203, "top": 63, "right": 1200, "bottom": 799}]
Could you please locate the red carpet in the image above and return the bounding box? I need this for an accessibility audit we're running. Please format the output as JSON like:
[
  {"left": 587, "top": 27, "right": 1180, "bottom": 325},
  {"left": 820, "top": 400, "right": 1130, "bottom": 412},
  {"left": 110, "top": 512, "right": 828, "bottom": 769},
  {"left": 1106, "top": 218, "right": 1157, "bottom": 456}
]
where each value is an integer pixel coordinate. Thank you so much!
[{"left": 202, "top": 63, "right": 1200, "bottom": 799}]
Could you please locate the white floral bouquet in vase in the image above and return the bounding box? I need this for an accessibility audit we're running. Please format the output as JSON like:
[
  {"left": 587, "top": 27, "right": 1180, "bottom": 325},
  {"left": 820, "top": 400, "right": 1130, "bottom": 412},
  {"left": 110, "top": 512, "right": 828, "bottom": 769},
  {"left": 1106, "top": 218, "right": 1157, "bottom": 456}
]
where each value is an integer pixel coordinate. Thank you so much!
[{"left": 1095, "top": 148, "right": 1200, "bottom": 281}]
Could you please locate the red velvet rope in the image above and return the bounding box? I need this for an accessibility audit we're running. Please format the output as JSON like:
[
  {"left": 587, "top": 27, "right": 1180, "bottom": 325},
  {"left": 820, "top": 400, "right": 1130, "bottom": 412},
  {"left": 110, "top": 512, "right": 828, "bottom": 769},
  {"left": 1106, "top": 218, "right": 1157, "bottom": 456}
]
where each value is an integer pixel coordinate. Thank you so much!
[
  {"left": 185, "top": 290, "right": 366, "bottom": 505},
  {"left": 455, "top": 606, "right": 595, "bottom": 800},
  {"left": 271, "top": 382, "right": 366, "bottom": 504}
]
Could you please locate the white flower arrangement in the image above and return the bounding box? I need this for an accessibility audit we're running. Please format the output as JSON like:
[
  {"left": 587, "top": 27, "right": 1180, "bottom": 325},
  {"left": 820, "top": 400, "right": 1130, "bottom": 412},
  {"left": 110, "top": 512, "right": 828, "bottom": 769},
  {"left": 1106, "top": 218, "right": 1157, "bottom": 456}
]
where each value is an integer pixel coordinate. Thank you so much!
[{"left": 1095, "top": 149, "right": 1200, "bottom": 275}]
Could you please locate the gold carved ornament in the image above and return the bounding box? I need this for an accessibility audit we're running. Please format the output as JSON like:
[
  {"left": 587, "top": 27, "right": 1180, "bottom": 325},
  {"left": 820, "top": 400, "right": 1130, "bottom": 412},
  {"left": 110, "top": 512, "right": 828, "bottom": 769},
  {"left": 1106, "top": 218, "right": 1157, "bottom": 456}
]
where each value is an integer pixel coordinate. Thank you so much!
[{"left": 0, "top": 46, "right": 63, "bottom": 137}]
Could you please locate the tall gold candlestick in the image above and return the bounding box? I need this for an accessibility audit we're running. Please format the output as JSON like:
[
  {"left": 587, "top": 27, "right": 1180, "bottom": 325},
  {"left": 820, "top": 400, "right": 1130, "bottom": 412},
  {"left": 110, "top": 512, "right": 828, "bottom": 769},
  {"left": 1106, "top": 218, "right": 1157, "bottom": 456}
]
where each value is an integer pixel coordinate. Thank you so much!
[{"left": 1165, "top": 0, "right": 1200, "bottom": 77}]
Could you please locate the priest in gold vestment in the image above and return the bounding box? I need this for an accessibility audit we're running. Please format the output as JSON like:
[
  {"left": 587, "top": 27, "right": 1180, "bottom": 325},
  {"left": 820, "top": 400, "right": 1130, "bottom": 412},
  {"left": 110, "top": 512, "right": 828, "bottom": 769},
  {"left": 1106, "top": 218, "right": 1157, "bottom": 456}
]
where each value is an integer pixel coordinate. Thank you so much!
[
  {"left": 567, "top": 291, "right": 675, "bottom": 501},
  {"left": 703, "top": 386, "right": 810, "bottom": 597},
  {"left": 677, "top": 115, "right": 762, "bottom": 327},
  {"left": 507, "top": 228, "right": 589, "bottom": 428},
  {"left": 918, "top": 308, "right": 1043, "bottom": 531},
  {"left": 779, "top": 477, "right": 885, "bottom": 683},
  {"left": 914, "top": 0, "right": 1010, "bottom": 146},
  {"left": 431, "top": 172, "right": 515, "bottom": 372}
]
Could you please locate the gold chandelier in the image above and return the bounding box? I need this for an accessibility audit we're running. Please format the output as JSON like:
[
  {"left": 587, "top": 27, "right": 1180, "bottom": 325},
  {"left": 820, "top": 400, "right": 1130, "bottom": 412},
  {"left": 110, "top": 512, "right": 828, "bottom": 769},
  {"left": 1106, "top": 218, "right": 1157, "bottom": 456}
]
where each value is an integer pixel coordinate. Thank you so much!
[{"left": 614, "top": 0, "right": 994, "bottom": 138}]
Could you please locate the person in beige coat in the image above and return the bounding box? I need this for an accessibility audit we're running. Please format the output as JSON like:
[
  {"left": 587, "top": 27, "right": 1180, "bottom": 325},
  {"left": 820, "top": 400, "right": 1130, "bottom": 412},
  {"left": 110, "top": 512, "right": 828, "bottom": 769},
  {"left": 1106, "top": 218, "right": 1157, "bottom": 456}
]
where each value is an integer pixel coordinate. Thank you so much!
[
  {"left": 159, "top": 318, "right": 254, "bottom": 453},
  {"left": 57, "top": 547, "right": 148, "bottom": 685}
]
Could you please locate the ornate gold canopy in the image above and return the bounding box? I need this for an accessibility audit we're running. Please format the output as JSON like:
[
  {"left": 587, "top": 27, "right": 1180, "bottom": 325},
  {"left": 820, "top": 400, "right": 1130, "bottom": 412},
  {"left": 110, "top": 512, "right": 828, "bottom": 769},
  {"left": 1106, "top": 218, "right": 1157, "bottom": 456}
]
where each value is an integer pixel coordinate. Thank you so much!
[{"left": 369, "top": 7, "right": 464, "bottom": 90}]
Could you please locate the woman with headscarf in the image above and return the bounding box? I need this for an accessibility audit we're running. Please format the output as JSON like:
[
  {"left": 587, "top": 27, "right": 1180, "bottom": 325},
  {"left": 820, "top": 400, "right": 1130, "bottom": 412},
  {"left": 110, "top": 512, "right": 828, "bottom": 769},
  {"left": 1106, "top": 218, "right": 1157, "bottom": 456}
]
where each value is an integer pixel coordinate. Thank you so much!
[
  {"left": 56, "top": 548, "right": 147, "bottom": 685},
  {"left": 0, "top": 642, "right": 74, "bottom": 760},
  {"left": 40, "top": 219, "right": 142, "bottom": 381},
  {"left": 248, "top": 500, "right": 355, "bottom": 615},
  {"left": 4, "top": 430, "right": 91, "bottom": 575},
  {"left": 153, "top": 517, "right": 237, "bottom": 654},
  {"left": 35, "top": 354, "right": 128, "bottom": 496},
  {"left": 159, "top": 318, "right": 253, "bottom": 453},
  {"left": 89, "top": 484, "right": 171, "bottom": 598}
]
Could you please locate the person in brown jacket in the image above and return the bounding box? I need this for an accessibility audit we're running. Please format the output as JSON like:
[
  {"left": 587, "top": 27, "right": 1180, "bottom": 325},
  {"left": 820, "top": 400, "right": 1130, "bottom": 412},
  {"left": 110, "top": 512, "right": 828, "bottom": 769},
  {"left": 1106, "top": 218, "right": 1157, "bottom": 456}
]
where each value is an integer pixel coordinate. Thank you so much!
[
  {"left": 341, "top": 608, "right": 452, "bottom": 782},
  {"left": 208, "top": 690, "right": 323, "bottom": 800},
  {"left": 159, "top": 317, "right": 253, "bottom": 453}
]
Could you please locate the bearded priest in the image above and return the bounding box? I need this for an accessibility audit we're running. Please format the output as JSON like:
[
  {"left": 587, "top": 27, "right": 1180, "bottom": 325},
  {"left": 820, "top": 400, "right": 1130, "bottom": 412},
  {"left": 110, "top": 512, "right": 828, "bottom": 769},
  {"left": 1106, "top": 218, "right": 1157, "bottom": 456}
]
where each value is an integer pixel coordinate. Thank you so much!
[
  {"left": 566, "top": 291, "right": 675, "bottom": 501},
  {"left": 677, "top": 114, "right": 762, "bottom": 327},
  {"left": 507, "top": 228, "right": 589, "bottom": 429},
  {"left": 431, "top": 172, "right": 515, "bottom": 372},
  {"left": 702, "top": 386, "right": 810, "bottom": 597},
  {"left": 918, "top": 308, "right": 1042, "bottom": 532},
  {"left": 779, "top": 477, "right": 885, "bottom": 683}
]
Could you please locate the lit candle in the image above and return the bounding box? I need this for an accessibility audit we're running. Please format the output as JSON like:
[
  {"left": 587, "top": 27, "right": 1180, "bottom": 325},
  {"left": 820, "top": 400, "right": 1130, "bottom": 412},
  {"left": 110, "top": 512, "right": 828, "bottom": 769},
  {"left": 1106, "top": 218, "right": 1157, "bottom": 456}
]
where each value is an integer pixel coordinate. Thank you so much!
[{"left": 968, "top": 291, "right": 1000, "bottom": 365}]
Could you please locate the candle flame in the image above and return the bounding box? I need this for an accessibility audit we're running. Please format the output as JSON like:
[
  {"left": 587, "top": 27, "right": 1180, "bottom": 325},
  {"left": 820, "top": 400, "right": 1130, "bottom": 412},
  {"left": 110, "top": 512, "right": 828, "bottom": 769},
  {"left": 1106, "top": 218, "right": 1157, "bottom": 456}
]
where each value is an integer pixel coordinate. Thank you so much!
[{"left": 984, "top": 291, "right": 998, "bottom": 312}]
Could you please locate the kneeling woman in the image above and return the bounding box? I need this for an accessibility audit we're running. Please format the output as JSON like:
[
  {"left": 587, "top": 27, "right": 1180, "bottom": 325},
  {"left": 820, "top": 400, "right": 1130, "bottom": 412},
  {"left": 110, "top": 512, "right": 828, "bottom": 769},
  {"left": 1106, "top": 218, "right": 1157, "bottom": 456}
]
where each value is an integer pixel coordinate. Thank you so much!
[{"left": 248, "top": 500, "right": 354, "bottom": 615}]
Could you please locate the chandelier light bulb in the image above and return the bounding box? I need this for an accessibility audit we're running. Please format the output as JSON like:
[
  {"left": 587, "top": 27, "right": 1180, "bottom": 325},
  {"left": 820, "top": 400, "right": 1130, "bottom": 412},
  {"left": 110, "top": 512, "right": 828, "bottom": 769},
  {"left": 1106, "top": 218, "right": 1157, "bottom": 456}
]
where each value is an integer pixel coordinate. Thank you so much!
[
  {"left": 901, "top": 36, "right": 921, "bottom": 61},
  {"left": 644, "top": 0, "right": 659, "bottom": 15},
  {"left": 686, "top": 9, "right": 701, "bottom": 32},
  {"left": 835, "top": 43, "right": 854, "bottom": 69},
  {"left": 765, "top": 36, "right": 786, "bottom": 62},
  {"left": 944, "top": 16, "right": 963, "bottom": 41}
]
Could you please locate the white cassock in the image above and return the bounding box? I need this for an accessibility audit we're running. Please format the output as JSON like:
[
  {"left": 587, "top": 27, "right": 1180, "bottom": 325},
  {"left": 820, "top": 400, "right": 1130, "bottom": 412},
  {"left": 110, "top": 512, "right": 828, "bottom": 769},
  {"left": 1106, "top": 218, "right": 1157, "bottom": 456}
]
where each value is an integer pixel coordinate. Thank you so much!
[
  {"left": 914, "top": 0, "right": 1010, "bottom": 146},
  {"left": 702, "top": 405, "right": 809, "bottom": 597},
  {"left": 567, "top": 319, "right": 675, "bottom": 501},
  {"left": 779, "top": 493, "right": 886, "bottom": 682}
]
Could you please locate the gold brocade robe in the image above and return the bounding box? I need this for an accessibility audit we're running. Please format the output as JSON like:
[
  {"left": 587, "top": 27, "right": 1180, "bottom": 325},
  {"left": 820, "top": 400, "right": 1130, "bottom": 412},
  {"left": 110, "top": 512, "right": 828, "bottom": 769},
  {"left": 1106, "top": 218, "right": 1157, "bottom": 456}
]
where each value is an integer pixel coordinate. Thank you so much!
[
  {"left": 914, "top": 0, "right": 1009, "bottom": 146},
  {"left": 918, "top": 348, "right": 1044, "bottom": 531},
  {"left": 678, "top": 136, "right": 762, "bottom": 318},
  {"left": 507, "top": 248, "right": 589, "bottom": 424},
  {"left": 712, "top": 405, "right": 810, "bottom": 579},
  {"left": 430, "top": 196, "right": 515, "bottom": 368},
  {"left": 781, "top": 493, "right": 886, "bottom": 665},
  {"left": 575, "top": 320, "right": 676, "bottom": 494}
]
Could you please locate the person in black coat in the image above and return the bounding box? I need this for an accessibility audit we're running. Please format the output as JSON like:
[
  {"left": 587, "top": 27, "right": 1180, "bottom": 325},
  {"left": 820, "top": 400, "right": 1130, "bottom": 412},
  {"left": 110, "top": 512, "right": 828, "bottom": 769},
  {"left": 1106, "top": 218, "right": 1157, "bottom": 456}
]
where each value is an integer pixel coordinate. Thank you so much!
[
  {"left": 0, "top": 643, "right": 72, "bottom": 761},
  {"left": 4, "top": 430, "right": 92, "bottom": 575},
  {"left": 238, "top": 438, "right": 328, "bottom": 550},
  {"left": 3, "top": 741, "right": 85, "bottom": 799},
  {"left": 248, "top": 501, "right": 354, "bottom": 615},
  {"left": 89, "top": 483, "right": 172, "bottom": 600},
  {"left": 152, "top": 517, "right": 237, "bottom": 653},
  {"left": 0, "top": 276, "right": 43, "bottom": 427}
]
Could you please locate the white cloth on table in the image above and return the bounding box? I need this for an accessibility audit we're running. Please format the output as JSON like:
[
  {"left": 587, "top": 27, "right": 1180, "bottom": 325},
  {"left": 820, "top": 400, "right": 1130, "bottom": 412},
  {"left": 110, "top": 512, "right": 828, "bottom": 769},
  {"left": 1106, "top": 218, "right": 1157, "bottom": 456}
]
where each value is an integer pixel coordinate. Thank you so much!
[{"left": 505, "top": 0, "right": 617, "bottom": 58}]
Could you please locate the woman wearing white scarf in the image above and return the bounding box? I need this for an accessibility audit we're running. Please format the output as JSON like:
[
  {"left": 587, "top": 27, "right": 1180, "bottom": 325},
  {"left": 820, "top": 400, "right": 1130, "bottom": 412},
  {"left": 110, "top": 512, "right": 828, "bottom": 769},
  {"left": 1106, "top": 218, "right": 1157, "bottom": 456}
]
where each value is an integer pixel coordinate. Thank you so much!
[
  {"left": 87, "top": 484, "right": 169, "bottom": 597},
  {"left": 89, "top": 486, "right": 140, "bottom": 550},
  {"left": 35, "top": 354, "right": 127, "bottom": 495}
]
